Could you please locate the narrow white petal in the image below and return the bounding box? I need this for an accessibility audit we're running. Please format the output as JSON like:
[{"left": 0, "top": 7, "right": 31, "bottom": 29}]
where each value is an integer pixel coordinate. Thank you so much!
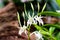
[{"left": 19, "top": 25, "right": 27, "bottom": 35}]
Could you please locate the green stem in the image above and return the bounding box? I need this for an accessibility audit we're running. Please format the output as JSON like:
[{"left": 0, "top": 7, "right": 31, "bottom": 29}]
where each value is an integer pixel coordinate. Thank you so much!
[{"left": 28, "top": 26, "right": 30, "bottom": 40}]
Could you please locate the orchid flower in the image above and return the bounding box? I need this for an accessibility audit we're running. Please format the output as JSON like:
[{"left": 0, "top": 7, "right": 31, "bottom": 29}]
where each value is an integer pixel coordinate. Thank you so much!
[
  {"left": 19, "top": 25, "right": 27, "bottom": 35},
  {"left": 30, "top": 31, "right": 44, "bottom": 40},
  {"left": 27, "top": 17, "right": 37, "bottom": 26},
  {"left": 34, "top": 15, "right": 44, "bottom": 25},
  {"left": 18, "top": 2, "right": 44, "bottom": 35},
  {"left": 27, "top": 14, "right": 44, "bottom": 26},
  {"left": 27, "top": 13, "right": 37, "bottom": 26},
  {"left": 18, "top": 12, "right": 27, "bottom": 35}
]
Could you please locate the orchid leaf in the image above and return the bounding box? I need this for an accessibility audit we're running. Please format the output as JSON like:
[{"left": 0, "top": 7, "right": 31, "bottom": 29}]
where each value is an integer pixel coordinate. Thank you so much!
[
  {"left": 41, "top": 2, "right": 47, "bottom": 12},
  {"left": 56, "top": 32, "right": 60, "bottom": 40},
  {"left": 38, "top": 11, "right": 60, "bottom": 17},
  {"left": 49, "top": 27, "right": 56, "bottom": 34},
  {"left": 42, "top": 24, "right": 60, "bottom": 29}
]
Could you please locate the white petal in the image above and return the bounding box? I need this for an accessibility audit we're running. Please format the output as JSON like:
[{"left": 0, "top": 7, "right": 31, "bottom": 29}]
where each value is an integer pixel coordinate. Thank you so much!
[
  {"left": 39, "top": 19, "right": 44, "bottom": 25},
  {"left": 19, "top": 25, "right": 27, "bottom": 35},
  {"left": 19, "top": 27, "right": 24, "bottom": 35},
  {"left": 34, "top": 15, "right": 44, "bottom": 25}
]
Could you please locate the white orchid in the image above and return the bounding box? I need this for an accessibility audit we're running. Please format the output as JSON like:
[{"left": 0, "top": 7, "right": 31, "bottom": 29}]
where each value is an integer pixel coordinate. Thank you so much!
[
  {"left": 30, "top": 31, "right": 44, "bottom": 40},
  {"left": 27, "top": 17, "right": 37, "bottom": 26},
  {"left": 34, "top": 15, "right": 44, "bottom": 25},
  {"left": 27, "top": 13, "right": 37, "bottom": 26},
  {"left": 27, "top": 14, "right": 44, "bottom": 26},
  {"left": 19, "top": 25, "right": 27, "bottom": 35},
  {"left": 18, "top": 2, "right": 46, "bottom": 40}
]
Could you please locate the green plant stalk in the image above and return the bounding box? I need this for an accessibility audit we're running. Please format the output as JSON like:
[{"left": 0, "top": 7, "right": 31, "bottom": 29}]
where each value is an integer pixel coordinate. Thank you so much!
[
  {"left": 28, "top": 26, "right": 30, "bottom": 40},
  {"left": 49, "top": 34, "right": 56, "bottom": 40}
]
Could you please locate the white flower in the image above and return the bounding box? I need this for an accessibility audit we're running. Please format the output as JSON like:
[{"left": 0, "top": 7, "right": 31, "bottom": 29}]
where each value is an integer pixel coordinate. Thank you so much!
[
  {"left": 27, "top": 17, "right": 37, "bottom": 26},
  {"left": 27, "top": 13, "right": 37, "bottom": 26},
  {"left": 34, "top": 15, "right": 44, "bottom": 25},
  {"left": 27, "top": 13, "right": 43, "bottom": 26},
  {"left": 30, "top": 31, "right": 44, "bottom": 40},
  {"left": 19, "top": 25, "right": 27, "bottom": 35}
]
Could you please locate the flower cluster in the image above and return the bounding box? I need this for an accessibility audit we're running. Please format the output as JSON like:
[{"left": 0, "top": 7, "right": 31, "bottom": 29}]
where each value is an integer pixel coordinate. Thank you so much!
[{"left": 27, "top": 15, "right": 44, "bottom": 26}]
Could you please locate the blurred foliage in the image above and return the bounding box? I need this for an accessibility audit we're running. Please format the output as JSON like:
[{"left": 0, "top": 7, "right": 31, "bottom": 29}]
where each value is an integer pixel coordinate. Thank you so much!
[
  {"left": 56, "top": 0, "right": 60, "bottom": 8},
  {"left": 56, "top": 32, "right": 60, "bottom": 40},
  {"left": 45, "top": 0, "right": 60, "bottom": 11},
  {"left": 12, "top": 0, "right": 60, "bottom": 11},
  {"left": 0, "top": 0, "right": 4, "bottom": 8},
  {"left": 38, "top": 11, "right": 60, "bottom": 17},
  {"left": 49, "top": 27, "right": 55, "bottom": 34}
]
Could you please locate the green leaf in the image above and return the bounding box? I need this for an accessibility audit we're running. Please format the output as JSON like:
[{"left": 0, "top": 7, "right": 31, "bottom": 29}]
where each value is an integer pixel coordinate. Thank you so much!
[
  {"left": 38, "top": 11, "right": 60, "bottom": 17},
  {"left": 37, "top": 2, "right": 40, "bottom": 13},
  {"left": 30, "top": 3, "right": 34, "bottom": 17},
  {"left": 30, "top": 3, "right": 34, "bottom": 11},
  {"left": 42, "top": 24, "right": 60, "bottom": 29},
  {"left": 49, "top": 27, "right": 55, "bottom": 34},
  {"left": 24, "top": 3, "right": 28, "bottom": 16},
  {"left": 56, "top": 32, "right": 60, "bottom": 40},
  {"left": 33, "top": 24, "right": 56, "bottom": 40},
  {"left": 39, "top": 30, "right": 49, "bottom": 35},
  {"left": 33, "top": 24, "right": 49, "bottom": 35},
  {"left": 56, "top": 0, "right": 60, "bottom": 7},
  {"left": 33, "top": 24, "right": 42, "bottom": 30}
]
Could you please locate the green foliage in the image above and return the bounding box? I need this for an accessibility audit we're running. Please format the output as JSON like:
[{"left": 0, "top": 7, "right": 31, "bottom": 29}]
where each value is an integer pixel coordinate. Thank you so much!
[
  {"left": 33, "top": 24, "right": 56, "bottom": 40},
  {"left": 56, "top": 32, "right": 60, "bottom": 40},
  {"left": 49, "top": 27, "right": 55, "bottom": 34},
  {"left": 38, "top": 11, "right": 60, "bottom": 17},
  {"left": 56, "top": 0, "right": 60, "bottom": 7},
  {"left": 43, "top": 24, "right": 60, "bottom": 29}
]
